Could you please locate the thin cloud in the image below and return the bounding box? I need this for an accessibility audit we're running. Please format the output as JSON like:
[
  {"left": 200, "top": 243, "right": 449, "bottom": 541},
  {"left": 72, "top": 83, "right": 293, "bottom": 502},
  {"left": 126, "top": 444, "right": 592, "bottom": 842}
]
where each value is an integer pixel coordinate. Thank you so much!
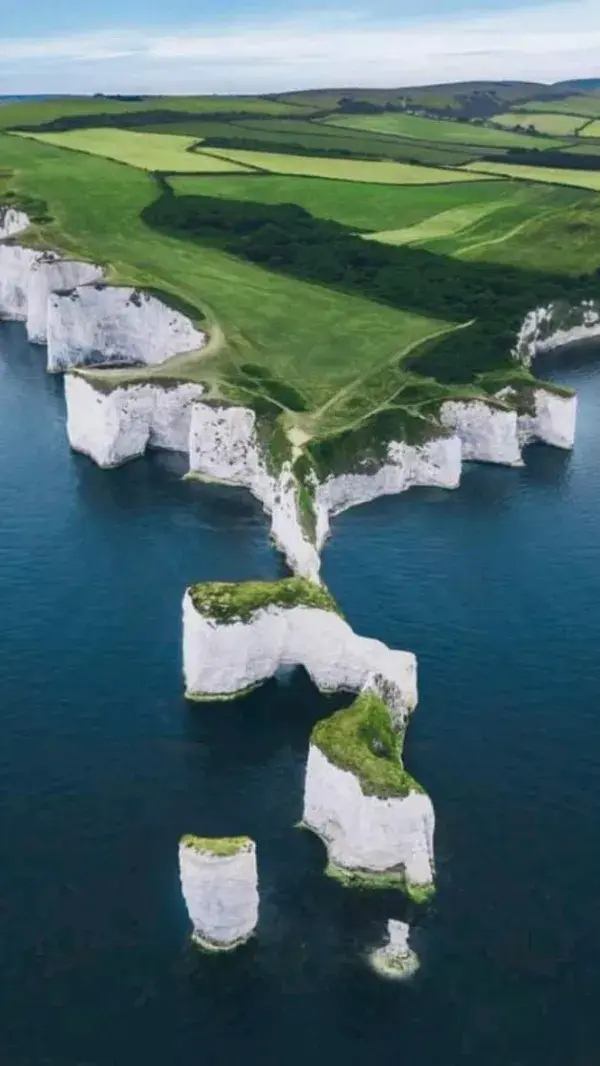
[{"left": 1, "top": 1, "right": 599, "bottom": 94}]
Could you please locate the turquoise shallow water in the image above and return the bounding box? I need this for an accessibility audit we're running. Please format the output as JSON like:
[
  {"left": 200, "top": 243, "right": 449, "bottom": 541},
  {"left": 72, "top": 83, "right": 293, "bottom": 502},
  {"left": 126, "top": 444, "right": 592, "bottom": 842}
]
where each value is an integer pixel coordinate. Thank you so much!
[{"left": 1, "top": 321, "right": 600, "bottom": 1065}]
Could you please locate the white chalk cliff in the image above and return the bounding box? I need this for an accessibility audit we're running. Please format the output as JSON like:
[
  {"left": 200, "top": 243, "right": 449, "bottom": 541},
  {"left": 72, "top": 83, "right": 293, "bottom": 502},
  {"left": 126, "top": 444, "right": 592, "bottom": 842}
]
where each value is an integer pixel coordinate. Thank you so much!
[
  {"left": 515, "top": 301, "right": 600, "bottom": 365},
  {"left": 303, "top": 743, "right": 434, "bottom": 894},
  {"left": 188, "top": 403, "right": 322, "bottom": 581},
  {"left": 440, "top": 399, "right": 523, "bottom": 466},
  {"left": 0, "top": 244, "right": 42, "bottom": 321},
  {"left": 47, "top": 285, "right": 206, "bottom": 372},
  {"left": 183, "top": 593, "right": 417, "bottom": 707},
  {"left": 0, "top": 207, "right": 30, "bottom": 240},
  {"left": 27, "top": 255, "right": 105, "bottom": 344},
  {"left": 178, "top": 837, "right": 259, "bottom": 950},
  {"left": 66, "top": 374, "right": 205, "bottom": 468},
  {"left": 314, "top": 435, "right": 462, "bottom": 543}
]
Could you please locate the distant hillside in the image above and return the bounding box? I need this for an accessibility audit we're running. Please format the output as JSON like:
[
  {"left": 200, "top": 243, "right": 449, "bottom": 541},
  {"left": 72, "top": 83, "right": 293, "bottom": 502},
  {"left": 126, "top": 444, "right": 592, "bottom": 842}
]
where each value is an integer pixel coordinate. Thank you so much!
[{"left": 275, "top": 80, "right": 600, "bottom": 119}]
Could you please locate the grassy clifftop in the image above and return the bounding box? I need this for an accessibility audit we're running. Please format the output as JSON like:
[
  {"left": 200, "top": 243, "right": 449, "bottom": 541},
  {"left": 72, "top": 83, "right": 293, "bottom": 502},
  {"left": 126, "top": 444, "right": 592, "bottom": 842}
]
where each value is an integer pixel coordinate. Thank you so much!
[
  {"left": 312, "top": 690, "right": 422, "bottom": 799},
  {"left": 188, "top": 578, "right": 341, "bottom": 624}
]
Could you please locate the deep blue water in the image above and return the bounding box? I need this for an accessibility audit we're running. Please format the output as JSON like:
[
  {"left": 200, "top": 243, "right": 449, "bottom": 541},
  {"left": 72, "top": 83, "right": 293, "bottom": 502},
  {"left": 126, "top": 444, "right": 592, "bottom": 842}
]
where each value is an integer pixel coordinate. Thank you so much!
[{"left": 2, "top": 320, "right": 600, "bottom": 1065}]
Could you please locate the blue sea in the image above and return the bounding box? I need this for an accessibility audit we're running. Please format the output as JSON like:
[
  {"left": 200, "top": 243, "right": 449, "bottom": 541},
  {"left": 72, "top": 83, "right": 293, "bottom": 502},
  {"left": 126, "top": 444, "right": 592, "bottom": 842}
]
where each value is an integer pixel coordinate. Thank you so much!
[{"left": 1, "top": 320, "right": 600, "bottom": 1065}]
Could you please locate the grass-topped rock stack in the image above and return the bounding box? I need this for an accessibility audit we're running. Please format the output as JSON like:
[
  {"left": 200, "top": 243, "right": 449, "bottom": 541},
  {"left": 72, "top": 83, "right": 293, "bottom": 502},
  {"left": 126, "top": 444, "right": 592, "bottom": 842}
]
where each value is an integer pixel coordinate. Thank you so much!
[
  {"left": 178, "top": 835, "right": 259, "bottom": 951},
  {"left": 183, "top": 577, "right": 431, "bottom": 900},
  {"left": 303, "top": 682, "right": 435, "bottom": 902}
]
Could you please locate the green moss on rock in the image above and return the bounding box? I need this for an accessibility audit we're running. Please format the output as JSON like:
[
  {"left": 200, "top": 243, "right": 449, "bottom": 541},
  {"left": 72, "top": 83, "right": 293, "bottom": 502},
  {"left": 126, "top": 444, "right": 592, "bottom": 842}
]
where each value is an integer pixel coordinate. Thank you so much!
[
  {"left": 188, "top": 577, "right": 341, "bottom": 624},
  {"left": 326, "top": 862, "right": 435, "bottom": 902},
  {"left": 312, "top": 690, "right": 423, "bottom": 799},
  {"left": 180, "top": 834, "right": 252, "bottom": 857}
]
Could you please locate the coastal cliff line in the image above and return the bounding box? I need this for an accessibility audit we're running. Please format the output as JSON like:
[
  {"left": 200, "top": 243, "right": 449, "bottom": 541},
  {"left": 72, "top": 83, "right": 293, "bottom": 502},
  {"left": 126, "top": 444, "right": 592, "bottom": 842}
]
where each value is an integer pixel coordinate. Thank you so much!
[{"left": 2, "top": 205, "right": 599, "bottom": 919}]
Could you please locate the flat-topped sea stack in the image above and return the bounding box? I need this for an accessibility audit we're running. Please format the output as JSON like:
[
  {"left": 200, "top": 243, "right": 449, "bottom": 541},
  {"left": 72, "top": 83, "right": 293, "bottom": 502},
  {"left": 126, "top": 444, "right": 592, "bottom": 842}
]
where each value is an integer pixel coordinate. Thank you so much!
[{"left": 178, "top": 835, "right": 259, "bottom": 951}]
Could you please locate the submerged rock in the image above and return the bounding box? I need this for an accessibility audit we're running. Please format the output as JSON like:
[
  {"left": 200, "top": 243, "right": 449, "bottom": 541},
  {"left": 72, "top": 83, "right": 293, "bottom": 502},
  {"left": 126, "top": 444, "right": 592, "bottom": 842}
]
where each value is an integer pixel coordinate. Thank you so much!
[
  {"left": 178, "top": 835, "right": 259, "bottom": 951},
  {"left": 369, "top": 920, "right": 419, "bottom": 980}
]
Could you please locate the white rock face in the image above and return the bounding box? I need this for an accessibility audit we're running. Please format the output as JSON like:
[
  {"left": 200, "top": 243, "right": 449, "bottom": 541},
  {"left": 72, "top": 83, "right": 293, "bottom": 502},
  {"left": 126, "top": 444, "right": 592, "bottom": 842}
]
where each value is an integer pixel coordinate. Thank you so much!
[
  {"left": 65, "top": 374, "right": 205, "bottom": 467},
  {"left": 515, "top": 302, "right": 600, "bottom": 366},
  {"left": 0, "top": 244, "right": 41, "bottom": 321},
  {"left": 369, "top": 920, "right": 419, "bottom": 980},
  {"left": 27, "top": 256, "right": 104, "bottom": 344},
  {"left": 183, "top": 596, "right": 417, "bottom": 705},
  {"left": 303, "top": 744, "right": 434, "bottom": 891},
  {"left": 178, "top": 838, "right": 259, "bottom": 950},
  {"left": 518, "top": 388, "right": 577, "bottom": 450},
  {"left": 0, "top": 207, "right": 30, "bottom": 240},
  {"left": 315, "top": 435, "right": 461, "bottom": 544},
  {"left": 440, "top": 399, "right": 522, "bottom": 466},
  {"left": 47, "top": 285, "right": 206, "bottom": 372},
  {"left": 189, "top": 403, "right": 321, "bottom": 582}
]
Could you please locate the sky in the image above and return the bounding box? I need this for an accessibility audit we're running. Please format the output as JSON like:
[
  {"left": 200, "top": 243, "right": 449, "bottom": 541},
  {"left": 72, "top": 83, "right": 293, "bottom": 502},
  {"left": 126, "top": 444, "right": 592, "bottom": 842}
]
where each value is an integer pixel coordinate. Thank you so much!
[{"left": 1, "top": 0, "right": 599, "bottom": 96}]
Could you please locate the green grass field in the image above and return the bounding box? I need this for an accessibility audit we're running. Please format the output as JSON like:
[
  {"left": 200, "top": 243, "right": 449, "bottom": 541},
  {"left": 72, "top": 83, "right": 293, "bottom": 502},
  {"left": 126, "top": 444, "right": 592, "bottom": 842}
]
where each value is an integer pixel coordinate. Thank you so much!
[
  {"left": 519, "top": 96, "right": 600, "bottom": 118},
  {"left": 2, "top": 88, "right": 600, "bottom": 481},
  {"left": 14, "top": 129, "right": 254, "bottom": 174},
  {"left": 0, "top": 133, "right": 452, "bottom": 422},
  {"left": 564, "top": 141, "right": 600, "bottom": 156},
  {"left": 199, "top": 147, "right": 501, "bottom": 185},
  {"left": 579, "top": 119, "right": 600, "bottom": 138},
  {"left": 0, "top": 95, "right": 312, "bottom": 131},
  {"left": 139, "top": 116, "right": 481, "bottom": 166},
  {"left": 324, "top": 111, "right": 568, "bottom": 150},
  {"left": 464, "top": 159, "right": 600, "bottom": 191},
  {"left": 17, "top": 129, "right": 507, "bottom": 185},
  {"left": 363, "top": 202, "right": 524, "bottom": 246},
  {"left": 490, "top": 111, "right": 587, "bottom": 136},
  {"left": 167, "top": 173, "right": 513, "bottom": 231}
]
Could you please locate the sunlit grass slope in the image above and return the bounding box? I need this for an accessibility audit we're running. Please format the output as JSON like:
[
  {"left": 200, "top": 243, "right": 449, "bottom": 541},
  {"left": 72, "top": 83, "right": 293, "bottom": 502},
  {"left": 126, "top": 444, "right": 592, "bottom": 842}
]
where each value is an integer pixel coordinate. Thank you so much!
[
  {"left": 14, "top": 130, "right": 253, "bottom": 174},
  {"left": 199, "top": 148, "right": 501, "bottom": 185},
  {"left": 464, "top": 160, "right": 600, "bottom": 191},
  {"left": 0, "top": 133, "right": 452, "bottom": 419},
  {"left": 324, "top": 112, "right": 569, "bottom": 150}
]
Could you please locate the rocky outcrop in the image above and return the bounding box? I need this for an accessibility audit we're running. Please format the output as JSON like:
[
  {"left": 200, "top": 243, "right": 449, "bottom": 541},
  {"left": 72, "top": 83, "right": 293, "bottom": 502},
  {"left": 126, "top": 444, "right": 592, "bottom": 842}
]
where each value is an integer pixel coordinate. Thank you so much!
[
  {"left": 0, "top": 244, "right": 41, "bottom": 321},
  {"left": 303, "top": 743, "right": 434, "bottom": 897},
  {"left": 369, "top": 920, "right": 419, "bottom": 980},
  {"left": 182, "top": 583, "right": 417, "bottom": 707},
  {"left": 0, "top": 206, "right": 30, "bottom": 240},
  {"left": 440, "top": 399, "right": 522, "bottom": 466},
  {"left": 65, "top": 374, "right": 205, "bottom": 467},
  {"left": 517, "top": 388, "right": 577, "bottom": 451},
  {"left": 178, "top": 835, "right": 259, "bottom": 951},
  {"left": 47, "top": 285, "right": 206, "bottom": 372},
  {"left": 188, "top": 403, "right": 321, "bottom": 581},
  {"left": 27, "top": 255, "right": 104, "bottom": 344},
  {"left": 515, "top": 301, "right": 600, "bottom": 366}
]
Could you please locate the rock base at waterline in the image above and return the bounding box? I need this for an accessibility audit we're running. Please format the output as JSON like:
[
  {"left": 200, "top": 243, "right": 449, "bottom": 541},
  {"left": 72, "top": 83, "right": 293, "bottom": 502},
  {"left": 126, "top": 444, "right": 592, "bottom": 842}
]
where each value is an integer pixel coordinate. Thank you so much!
[{"left": 369, "top": 920, "right": 420, "bottom": 980}]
